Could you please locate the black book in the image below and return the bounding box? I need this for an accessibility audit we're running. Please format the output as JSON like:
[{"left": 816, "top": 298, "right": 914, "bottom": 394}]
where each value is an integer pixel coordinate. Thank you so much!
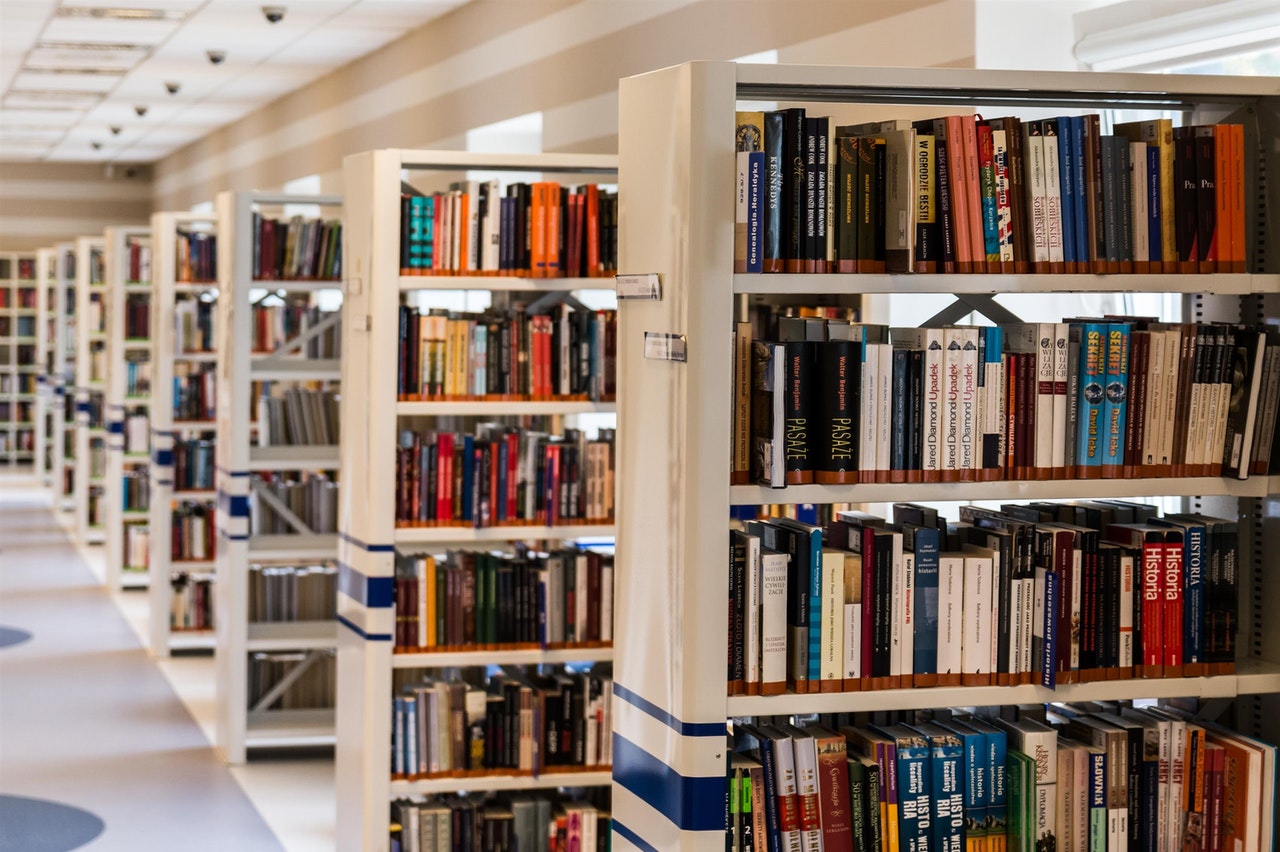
[
  {"left": 814, "top": 338, "right": 858, "bottom": 484},
  {"left": 890, "top": 348, "right": 910, "bottom": 478},
  {"left": 1172, "top": 126, "right": 1199, "bottom": 265},
  {"left": 815, "top": 116, "right": 830, "bottom": 273},
  {"left": 1194, "top": 127, "right": 1217, "bottom": 266},
  {"left": 781, "top": 108, "right": 807, "bottom": 272},
  {"left": 804, "top": 117, "right": 818, "bottom": 270}
]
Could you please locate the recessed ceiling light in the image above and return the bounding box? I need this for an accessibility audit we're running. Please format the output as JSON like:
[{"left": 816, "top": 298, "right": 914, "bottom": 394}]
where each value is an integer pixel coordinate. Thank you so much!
[
  {"left": 20, "top": 66, "right": 128, "bottom": 76},
  {"left": 110, "top": 126, "right": 122, "bottom": 135},
  {"left": 35, "top": 40, "right": 148, "bottom": 52},
  {"left": 55, "top": 6, "right": 187, "bottom": 22},
  {"left": 91, "top": 141, "right": 103, "bottom": 150},
  {"left": 3, "top": 91, "right": 103, "bottom": 109}
]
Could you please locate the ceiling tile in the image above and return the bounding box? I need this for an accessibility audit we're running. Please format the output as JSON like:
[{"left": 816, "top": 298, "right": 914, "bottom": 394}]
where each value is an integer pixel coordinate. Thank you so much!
[{"left": 12, "top": 69, "right": 125, "bottom": 93}]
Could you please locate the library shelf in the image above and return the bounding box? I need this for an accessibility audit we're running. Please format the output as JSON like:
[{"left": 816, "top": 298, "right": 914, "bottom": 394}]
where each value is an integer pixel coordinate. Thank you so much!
[
  {"left": 246, "top": 532, "right": 339, "bottom": 562},
  {"left": 247, "top": 444, "right": 340, "bottom": 471},
  {"left": 245, "top": 708, "right": 336, "bottom": 748},
  {"left": 392, "top": 646, "right": 614, "bottom": 669},
  {"left": 246, "top": 621, "right": 339, "bottom": 652},
  {"left": 392, "top": 524, "right": 615, "bottom": 546},
  {"left": 731, "top": 272, "right": 1280, "bottom": 296},
  {"left": 71, "top": 235, "right": 106, "bottom": 543},
  {"left": 396, "top": 400, "right": 616, "bottom": 417},
  {"left": 248, "top": 357, "right": 340, "bottom": 382},
  {"left": 388, "top": 770, "right": 613, "bottom": 798},
  {"left": 121, "top": 573, "right": 149, "bottom": 590},
  {"left": 0, "top": 251, "right": 38, "bottom": 470}
]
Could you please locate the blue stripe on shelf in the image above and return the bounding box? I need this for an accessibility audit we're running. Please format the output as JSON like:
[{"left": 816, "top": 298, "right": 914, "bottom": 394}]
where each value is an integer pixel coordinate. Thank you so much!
[
  {"left": 612, "top": 734, "right": 724, "bottom": 833},
  {"left": 216, "top": 530, "right": 249, "bottom": 541},
  {"left": 337, "top": 562, "right": 394, "bottom": 609},
  {"left": 214, "top": 465, "right": 250, "bottom": 478},
  {"left": 612, "top": 683, "right": 727, "bottom": 739},
  {"left": 107, "top": 421, "right": 124, "bottom": 434},
  {"left": 338, "top": 531, "right": 395, "bottom": 553},
  {"left": 337, "top": 614, "right": 392, "bottom": 642},
  {"left": 222, "top": 494, "right": 249, "bottom": 518},
  {"left": 75, "top": 403, "right": 90, "bottom": 413},
  {"left": 153, "top": 450, "right": 174, "bottom": 466},
  {"left": 611, "top": 820, "right": 661, "bottom": 852}
]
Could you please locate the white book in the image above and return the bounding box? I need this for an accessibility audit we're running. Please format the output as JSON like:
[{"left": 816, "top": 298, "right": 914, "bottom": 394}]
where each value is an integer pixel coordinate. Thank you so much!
[
  {"left": 957, "top": 326, "right": 979, "bottom": 474},
  {"left": 744, "top": 534, "right": 762, "bottom": 691},
  {"left": 1143, "top": 330, "right": 1167, "bottom": 469},
  {"left": 1161, "top": 328, "right": 1183, "bottom": 470},
  {"left": 1058, "top": 745, "right": 1075, "bottom": 852},
  {"left": 483, "top": 179, "right": 502, "bottom": 271},
  {"left": 1043, "top": 124, "right": 1064, "bottom": 263},
  {"left": 820, "top": 548, "right": 845, "bottom": 686},
  {"left": 760, "top": 549, "right": 790, "bottom": 693},
  {"left": 875, "top": 342, "right": 893, "bottom": 477},
  {"left": 1130, "top": 142, "right": 1149, "bottom": 263},
  {"left": 899, "top": 551, "right": 914, "bottom": 680},
  {"left": 1052, "top": 322, "right": 1069, "bottom": 473},
  {"left": 888, "top": 530, "right": 904, "bottom": 679},
  {"left": 861, "top": 343, "right": 879, "bottom": 481},
  {"left": 417, "top": 557, "right": 429, "bottom": 649},
  {"left": 1167, "top": 719, "right": 1186, "bottom": 852},
  {"left": 1010, "top": 559, "right": 1026, "bottom": 679},
  {"left": 1036, "top": 323, "right": 1056, "bottom": 473},
  {"left": 960, "top": 548, "right": 994, "bottom": 678},
  {"left": 1118, "top": 551, "right": 1134, "bottom": 668},
  {"left": 891, "top": 327, "right": 945, "bottom": 477},
  {"left": 788, "top": 729, "right": 823, "bottom": 852},
  {"left": 844, "top": 602, "right": 862, "bottom": 682},
  {"left": 937, "top": 554, "right": 965, "bottom": 677},
  {"left": 942, "top": 328, "right": 964, "bottom": 476},
  {"left": 574, "top": 552, "right": 588, "bottom": 641},
  {"left": 1025, "top": 127, "right": 1049, "bottom": 262}
]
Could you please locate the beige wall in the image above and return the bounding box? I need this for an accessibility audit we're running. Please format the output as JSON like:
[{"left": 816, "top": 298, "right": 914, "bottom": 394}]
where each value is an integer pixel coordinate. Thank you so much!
[
  {"left": 152, "top": 0, "right": 969, "bottom": 210},
  {"left": 0, "top": 162, "right": 153, "bottom": 252}
]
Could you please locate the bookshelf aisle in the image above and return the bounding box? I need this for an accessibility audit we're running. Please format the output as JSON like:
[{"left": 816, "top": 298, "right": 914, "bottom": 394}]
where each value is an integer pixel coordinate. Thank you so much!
[
  {"left": 0, "top": 252, "right": 38, "bottom": 468},
  {"left": 104, "top": 227, "right": 153, "bottom": 591},
  {"left": 148, "top": 211, "right": 218, "bottom": 656},
  {"left": 72, "top": 236, "right": 106, "bottom": 543},
  {"left": 53, "top": 242, "right": 76, "bottom": 508},
  {"left": 336, "top": 149, "right": 620, "bottom": 850},
  {"left": 34, "top": 247, "right": 57, "bottom": 487},
  {"left": 213, "top": 189, "right": 345, "bottom": 763},
  {"left": 611, "top": 62, "right": 1280, "bottom": 850}
]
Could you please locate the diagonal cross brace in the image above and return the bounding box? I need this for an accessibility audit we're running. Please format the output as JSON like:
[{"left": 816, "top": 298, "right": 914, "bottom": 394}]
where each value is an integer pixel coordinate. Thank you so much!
[
  {"left": 920, "top": 293, "right": 1024, "bottom": 328},
  {"left": 250, "top": 478, "right": 314, "bottom": 535},
  {"left": 249, "top": 650, "right": 327, "bottom": 712},
  {"left": 256, "top": 309, "right": 341, "bottom": 362}
]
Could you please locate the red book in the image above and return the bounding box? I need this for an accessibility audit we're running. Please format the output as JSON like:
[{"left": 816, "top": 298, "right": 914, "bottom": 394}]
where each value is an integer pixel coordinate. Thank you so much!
[
  {"left": 1105, "top": 523, "right": 1166, "bottom": 677},
  {"left": 1161, "top": 529, "right": 1185, "bottom": 677},
  {"left": 961, "top": 116, "right": 987, "bottom": 272},
  {"left": 506, "top": 432, "right": 519, "bottom": 522},
  {"left": 811, "top": 726, "right": 855, "bottom": 852},
  {"left": 944, "top": 116, "right": 974, "bottom": 272}
]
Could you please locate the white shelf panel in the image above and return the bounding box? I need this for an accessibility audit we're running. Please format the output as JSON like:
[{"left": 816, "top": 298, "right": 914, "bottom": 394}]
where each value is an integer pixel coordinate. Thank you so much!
[
  {"left": 727, "top": 659, "right": 1280, "bottom": 716},
  {"left": 247, "top": 444, "right": 340, "bottom": 471},
  {"left": 171, "top": 420, "right": 216, "bottom": 430},
  {"left": 171, "top": 560, "right": 216, "bottom": 571},
  {"left": 171, "top": 490, "right": 216, "bottom": 500},
  {"left": 731, "top": 476, "right": 1276, "bottom": 506},
  {"left": 245, "top": 708, "right": 335, "bottom": 748},
  {"left": 169, "top": 630, "right": 216, "bottom": 652},
  {"left": 173, "top": 283, "right": 218, "bottom": 294},
  {"left": 393, "top": 645, "right": 614, "bottom": 669},
  {"left": 396, "top": 400, "right": 616, "bottom": 416},
  {"left": 250, "top": 279, "right": 343, "bottom": 292},
  {"left": 121, "top": 510, "right": 149, "bottom": 520},
  {"left": 123, "top": 341, "right": 152, "bottom": 350},
  {"left": 247, "top": 532, "right": 338, "bottom": 562},
  {"left": 173, "top": 352, "right": 217, "bottom": 362},
  {"left": 394, "top": 524, "right": 615, "bottom": 545},
  {"left": 121, "top": 573, "right": 149, "bottom": 589},
  {"left": 124, "top": 282, "right": 152, "bottom": 291},
  {"left": 249, "top": 358, "right": 340, "bottom": 381},
  {"left": 399, "top": 275, "right": 614, "bottom": 293},
  {"left": 388, "top": 769, "right": 611, "bottom": 797},
  {"left": 83, "top": 529, "right": 105, "bottom": 544},
  {"left": 731, "top": 272, "right": 1280, "bottom": 296},
  {"left": 247, "top": 620, "right": 339, "bottom": 651}
]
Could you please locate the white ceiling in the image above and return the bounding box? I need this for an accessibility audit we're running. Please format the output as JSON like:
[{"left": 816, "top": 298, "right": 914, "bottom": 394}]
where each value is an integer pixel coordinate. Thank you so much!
[{"left": 0, "top": 0, "right": 469, "bottom": 164}]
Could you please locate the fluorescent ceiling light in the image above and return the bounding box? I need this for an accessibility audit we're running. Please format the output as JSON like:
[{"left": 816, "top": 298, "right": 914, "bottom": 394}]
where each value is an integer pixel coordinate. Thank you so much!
[
  {"left": 55, "top": 6, "right": 187, "bottom": 22},
  {"left": 3, "top": 90, "right": 103, "bottom": 109}
]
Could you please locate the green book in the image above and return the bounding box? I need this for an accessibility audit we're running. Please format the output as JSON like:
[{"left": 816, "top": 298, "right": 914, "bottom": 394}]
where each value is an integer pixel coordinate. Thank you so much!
[{"left": 1006, "top": 749, "right": 1037, "bottom": 852}]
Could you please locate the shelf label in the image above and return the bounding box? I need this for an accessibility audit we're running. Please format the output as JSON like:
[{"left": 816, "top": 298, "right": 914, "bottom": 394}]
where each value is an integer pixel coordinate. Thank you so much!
[
  {"left": 643, "top": 332, "right": 687, "bottom": 363},
  {"left": 615, "top": 273, "right": 661, "bottom": 300}
]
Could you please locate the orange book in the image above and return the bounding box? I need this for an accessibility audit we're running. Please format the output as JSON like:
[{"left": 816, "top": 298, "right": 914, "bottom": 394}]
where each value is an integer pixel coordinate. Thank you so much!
[
  {"left": 530, "top": 183, "right": 547, "bottom": 278},
  {"left": 961, "top": 116, "right": 987, "bottom": 272},
  {"left": 546, "top": 182, "right": 561, "bottom": 278},
  {"left": 945, "top": 116, "right": 974, "bottom": 272},
  {"left": 1215, "top": 125, "right": 1231, "bottom": 276},
  {"left": 585, "top": 184, "right": 600, "bottom": 276},
  {"left": 1229, "top": 124, "right": 1246, "bottom": 272}
]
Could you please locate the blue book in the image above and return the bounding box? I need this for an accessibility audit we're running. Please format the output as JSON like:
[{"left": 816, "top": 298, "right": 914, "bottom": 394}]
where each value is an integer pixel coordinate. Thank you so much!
[
  {"left": 979, "top": 326, "right": 1004, "bottom": 475},
  {"left": 938, "top": 721, "right": 988, "bottom": 852},
  {"left": 461, "top": 435, "right": 475, "bottom": 522},
  {"left": 963, "top": 718, "right": 1007, "bottom": 851},
  {"left": 1073, "top": 321, "right": 1108, "bottom": 472},
  {"left": 1147, "top": 147, "right": 1162, "bottom": 263},
  {"left": 747, "top": 151, "right": 766, "bottom": 273},
  {"left": 1102, "top": 322, "right": 1131, "bottom": 477},
  {"left": 474, "top": 325, "right": 487, "bottom": 397},
  {"left": 496, "top": 438, "right": 509, "bottom": 522},
  {"left": 1057, "top": 115, "right": 1077, "bottom": 266},
  {"left": 774, "top": 518, "right": 824, "bottom": 686},
  {"left": 906, "top": 524, "right": 940, "bottom": 679},
  {"left": 795, "top": 504, "right": 818, "bottom": 525},
  {"left": 912, "top": 723, "right": 966, "bottom": 852},
  {"left": 1034, "top": 565, "right": 1059, "bottom": 688},
  {"left": 1154, "top": 515, "right": 1206, "bottom": 670},
  {"left": 1071, "top": 116, "right": 1089, "bottom": 265},
  {"left": 737, "top": 724, "right": 782, "bottom": 852}
]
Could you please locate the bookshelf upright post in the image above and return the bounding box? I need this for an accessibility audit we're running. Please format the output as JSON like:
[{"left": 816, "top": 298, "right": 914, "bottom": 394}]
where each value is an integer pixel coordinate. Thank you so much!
[
  {"left": 73, "top": 235, "right": 106, "bottom": 544},
  {"left": 52, "top": 242, "right": 76, "bottom": 509},
  {"left": 35, "top": 247, "right": 57, "bottom": 487},
  {"left": 0, "top": 252, "right": 38, "bottom": 469}
]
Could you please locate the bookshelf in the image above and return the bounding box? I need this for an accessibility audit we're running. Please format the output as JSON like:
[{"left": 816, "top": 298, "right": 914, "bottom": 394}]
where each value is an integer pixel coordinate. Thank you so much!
[
  {"left": 0, "top": 251, "right": 38, "bottom": 468},
  {"left": 34, "top": 247, "right": 58, "bottom": 486},
  {"left": 335, "top": 148, "right": 619, "bottom": 850},
  {"left": 611, "top": 62, "right": 1280, "bottom": 850},
  {"left": 148, "top": 211, "right": 218, "bottom": 656},
  {"left": 72, "top": 236, "right": 106, "bottom": 543},
  {"left": 213, "top": 189, "right": 344, "bottom": 763},
  {"left": 51, "top": 242, "right": 77, "bottom": 508},
  {"left": 103, "top": 226, "right": 152, "bottom": 591}
]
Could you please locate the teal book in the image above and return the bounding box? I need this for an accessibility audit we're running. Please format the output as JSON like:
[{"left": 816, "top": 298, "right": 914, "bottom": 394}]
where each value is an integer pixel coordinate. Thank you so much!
[{"left": 1101, "top": 322, "right": 1130, "bottom": 478}]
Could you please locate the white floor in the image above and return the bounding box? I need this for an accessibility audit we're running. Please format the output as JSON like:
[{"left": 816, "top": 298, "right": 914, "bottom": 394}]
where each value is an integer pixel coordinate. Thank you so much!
[{"left": 11, "top": 474, "right": 337, "bottom": 852}]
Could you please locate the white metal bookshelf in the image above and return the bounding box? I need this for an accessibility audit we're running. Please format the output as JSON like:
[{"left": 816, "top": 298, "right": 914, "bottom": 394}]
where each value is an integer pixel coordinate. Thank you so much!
[
  {"left": 336, "top": 148, "right": 620, "bottom": 851},
  {"left": 34, "top": 247, "right": 58, "bottom": 486},
  {"left": 611, "top": 61, "right": 1280, "bottom": 851},
  {"left": 51, "top": 242, "right": 77, "bottom": 508},
  {"left": 213, "top": 189, "right": 344, "bottom": 763},
  {"left": 148, "top": 211, "right": 218, "bottom": 656},
  {"left": 0, "top": 252, "right": 38, "bottom": 468},
  {"left": 103, "top": 227, "right": 153, "bottom": 591},
  {"left": 72, "top": 236, "right": 106, "bottom": 543}
]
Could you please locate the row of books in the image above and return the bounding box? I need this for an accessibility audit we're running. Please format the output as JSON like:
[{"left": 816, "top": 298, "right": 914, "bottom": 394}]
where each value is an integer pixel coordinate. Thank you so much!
[
  {"left": 175, "top": 299, "right": 215, "bottom": 353},
  {"left": 87, "top": 439, "right": 106, "bottom": 478},
  {"left": 250, "top": 650, "right": 335, "bottom": 711},
  {"left": 250, "top": 472, "right": 338, "bottom": 535},
  {"left": 8, "top": 315, "right": 37, "bottom": 337},
  {"left": 173, "top": 363, "right": 215, "bottom": 422},
  {"left": 88, "top": 343, "right": 106, "bottom": 384},
  {"left": 122, "top": 410, "right": 148, "bottom": 455},
  {"left": 124, "top": 357, "right": 151, "bottom": 397},
  {"left": 734, "top": 109, "right": 1247, "bottom": 274},
  {"left": 124, "top": 240, "right": 151, "bottom": 284},
  {"left": 397, "top": 305, "right": 617, "bottom": 402},
  {"left": 0, "top": 256, "right": 36, "bottom": 280},
  {"left": 390, "top": 667, "right": 613, "bottom": 779},
  {"left": 123, "top": 292, "right": 150, "bottom": 339},
  {"left": 394, "top": 426, "right": 615, "bottom": 528},
  {"left": 250, "top": 303, "right": 340, "bottom": 356},
  {"left": 256, "top": 389, "right": 340, "bottom": 447},
  {"left": 171, "top": 501, "right": 215, "bottom": 562},
  {"left": 170, "top": 571, "right": 213, "bottom": 630},
  {"left": 175, "top": 230, "right": 217, "bottom": 283},
  {"left": 393, "top": 792, "right": 611, "bottom": 852},
  {"left": 248, "top": 564, "right": 336, "bottom": 624},
  {"left": 87, "top": 485, "right": 104, "bottom": 528},
  {"left": 123, "top": 524, "right": 149, "bottom": 571},
  {"left": 251, "top": 213, "right": 342, "bottom": 281},
  {"left": 86, "top": 294, "right": 104, "bottom": 334},
  {"left": 0, "top": 401, "right": 34, "bottom": 421},
  {"left": 172, "top": 437, "right": 214, "bottom": 491},
  {"left": 737, "top": 314, "right": 1280, "bottom": 488},
  {"left": 399, "top": 182, "right": 618, "bottom": 278},
  {"left": 121, "top": 468, "right": 149, "bottom": 511},
  {"left": 392, "top": 547, "right": 614, "bottom": 653},
  {"left": 730, "top": 705, "right": 1275, "bottom": 852},
  {"left": 729, "top": 500, "right": 1240, "bottom": 698}
]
